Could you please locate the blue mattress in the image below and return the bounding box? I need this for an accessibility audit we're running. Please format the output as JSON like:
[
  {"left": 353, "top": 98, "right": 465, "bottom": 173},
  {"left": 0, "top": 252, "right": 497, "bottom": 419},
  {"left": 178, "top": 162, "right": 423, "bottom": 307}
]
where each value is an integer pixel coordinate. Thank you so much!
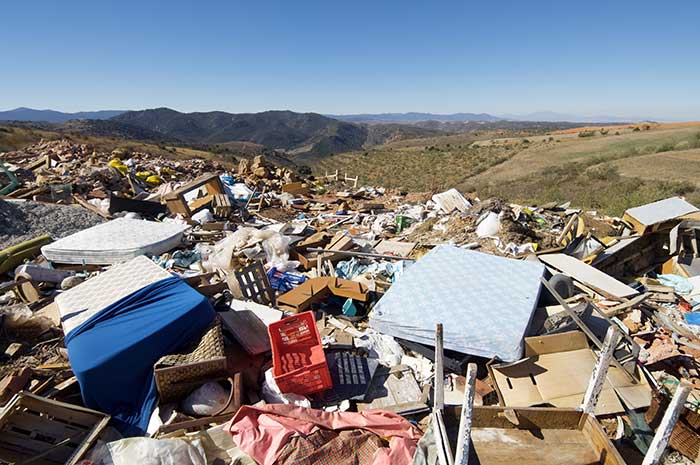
[
  {"left": 65, "top": 276, "right": 215, "bottom": 435},
  {"left": 369, "top": 245, "right": 544, "bottom": 362}
]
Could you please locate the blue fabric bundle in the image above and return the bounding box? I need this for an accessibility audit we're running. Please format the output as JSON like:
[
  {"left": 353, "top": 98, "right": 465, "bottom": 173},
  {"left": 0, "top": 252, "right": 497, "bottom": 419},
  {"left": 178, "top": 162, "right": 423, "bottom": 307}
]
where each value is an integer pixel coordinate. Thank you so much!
[{"left": 65, "top": 276, "right": 215, "bottom": 436}]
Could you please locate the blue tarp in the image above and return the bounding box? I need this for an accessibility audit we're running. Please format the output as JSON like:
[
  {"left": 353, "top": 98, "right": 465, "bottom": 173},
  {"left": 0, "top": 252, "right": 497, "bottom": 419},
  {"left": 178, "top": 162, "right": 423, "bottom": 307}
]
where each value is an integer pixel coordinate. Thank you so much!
[{"left": 65, "top": 276, "right": 215, "bottom": 436}]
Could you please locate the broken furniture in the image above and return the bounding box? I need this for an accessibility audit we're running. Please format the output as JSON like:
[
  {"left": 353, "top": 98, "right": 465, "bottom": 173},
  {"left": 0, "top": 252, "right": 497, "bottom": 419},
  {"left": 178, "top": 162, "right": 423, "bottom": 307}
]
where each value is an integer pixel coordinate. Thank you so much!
[
  {"left": 244, "top": 185, "right": 267, "bottom": 212},
  {"left": 622, "top": 196, "right": 700, "bottom": 235},
  {"left": 439, "top": 406, "right": 627, "bottom": 465},
  {"left": 153, "top": 373, "right": 244, "bottom": 437},
  {"left": 370, "top": 245, "right": 544, "bottom": 362},
  {"left": 211, "top": 193, "right": 232, "bottom": 218},
  {"left": 268, "top": 311, "right": 332, "bottom": 395},
  {"left": 41, "top": 218, "right": 189, "bottom": 265},
  {"left": 108, "top": 193, "right": 167, "bottom": 216},
  {"left": 276, "top": 276, "right": 368, "bottom": 313},
  {"left": 163, "top": 173, "right": 225, "bottom": 218},
  {"left": 0, "top": 391, "right": 110, "bottom": 465},
  {"left": 0, "top": 162, "right": 20, "bottom": 195},
  {"left": 645, "top": 390, "right": 700, "bottom": 461},
  {"left": 154, "top": 322, "right": 228, "bottom": 403}
]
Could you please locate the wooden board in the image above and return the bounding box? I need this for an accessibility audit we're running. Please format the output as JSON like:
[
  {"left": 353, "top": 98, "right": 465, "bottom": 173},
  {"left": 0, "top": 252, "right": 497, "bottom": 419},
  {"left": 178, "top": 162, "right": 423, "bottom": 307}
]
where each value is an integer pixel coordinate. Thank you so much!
[
  {"left": 357, "top": 365, "right": 429, "bottom": 415},
  {"left": 539, "top": 253, "right": 638, "bottom": 299},
  {"left": 442, "top": 406, "right": 625, "bottom": 465}
]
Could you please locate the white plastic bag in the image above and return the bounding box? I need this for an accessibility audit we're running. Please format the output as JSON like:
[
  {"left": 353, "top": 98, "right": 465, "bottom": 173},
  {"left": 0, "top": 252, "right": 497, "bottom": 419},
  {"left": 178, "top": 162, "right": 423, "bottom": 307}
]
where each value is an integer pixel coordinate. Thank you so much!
[
  {"left": 191, "top": 208, "right": 214, "bottom": 224},
  {"left": 261, "top": 368, "right": 311, "bottom": 407},
  {"left": 476, "top": 211, "right": 500, "bottom": 237},
  {"left": 180, "top": 381, "right": 230, "bottom": 416}
]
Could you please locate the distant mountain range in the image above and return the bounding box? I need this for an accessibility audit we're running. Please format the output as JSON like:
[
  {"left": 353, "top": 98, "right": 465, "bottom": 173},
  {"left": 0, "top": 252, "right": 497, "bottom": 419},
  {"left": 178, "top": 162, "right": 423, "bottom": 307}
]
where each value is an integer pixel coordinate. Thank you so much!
[
  {"left": 0, "top": 107, "right": 126, "bottom": 123},
  {"left": 331, "top": 111, "right": 656, "bottom": 124},
  {"left": 0, "top": 107, "right": 663, "bottom": 158},
  {"left": 328, "top": 112, "right": 503, "bottom": 123},
  {"left": 1, "top": 107, "right": 660, "bottom": 126},
  {"left": 0, "top": 107, "right": 443, "bottom": 158}
]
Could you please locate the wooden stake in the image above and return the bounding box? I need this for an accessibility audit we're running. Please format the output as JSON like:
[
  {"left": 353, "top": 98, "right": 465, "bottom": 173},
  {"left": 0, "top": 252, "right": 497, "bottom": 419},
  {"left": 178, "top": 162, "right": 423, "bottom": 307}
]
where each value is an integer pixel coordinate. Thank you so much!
[
  {"left": 454, "top": 363, "right": 477, "bottom": 465},
  {"left": 581, "top": 325, "right": 620, "bottom": 415},
  {"left": 434, "top": 323, "right": 444, "bottom": 412},
  {"left": 642, "top": 383, "right": 691, "bottom": 465}
]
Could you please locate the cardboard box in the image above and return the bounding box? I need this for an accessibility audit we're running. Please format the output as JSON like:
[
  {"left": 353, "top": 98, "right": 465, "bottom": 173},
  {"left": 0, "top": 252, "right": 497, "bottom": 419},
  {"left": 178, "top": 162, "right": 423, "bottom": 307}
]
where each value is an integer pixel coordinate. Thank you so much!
[{"left": 489, "top": 330, "right": 651, "bottom": 415}]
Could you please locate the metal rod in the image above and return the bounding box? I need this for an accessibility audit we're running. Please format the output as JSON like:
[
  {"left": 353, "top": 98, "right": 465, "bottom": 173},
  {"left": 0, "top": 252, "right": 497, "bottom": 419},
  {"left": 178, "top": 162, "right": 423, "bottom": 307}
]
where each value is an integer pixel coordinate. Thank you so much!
[
  {"left": 540, "top": 277, "right": 637, "bottom": 384},
  {"left": 305, "top": 248, "right": 414, "bottom": 260}
]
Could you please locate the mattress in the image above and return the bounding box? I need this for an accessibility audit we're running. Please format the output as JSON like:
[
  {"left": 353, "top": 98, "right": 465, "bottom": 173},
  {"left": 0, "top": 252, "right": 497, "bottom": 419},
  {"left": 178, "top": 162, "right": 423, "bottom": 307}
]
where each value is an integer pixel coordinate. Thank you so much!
[
  {"left": 369, "top": 245, "right": 544, "bottom": 362},
  {"left": 56, "top": 255, "right": 172, "bottom": 336},
  {"left": 41, "top": 218, "right": 190, "bottom": 264}
]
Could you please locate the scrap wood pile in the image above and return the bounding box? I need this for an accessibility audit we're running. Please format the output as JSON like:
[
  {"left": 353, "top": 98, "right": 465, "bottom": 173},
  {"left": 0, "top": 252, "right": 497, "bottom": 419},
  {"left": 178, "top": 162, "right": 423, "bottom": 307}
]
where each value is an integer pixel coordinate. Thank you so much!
[{"left": 0, "top": 141, "right": 700, "bottom": 465}]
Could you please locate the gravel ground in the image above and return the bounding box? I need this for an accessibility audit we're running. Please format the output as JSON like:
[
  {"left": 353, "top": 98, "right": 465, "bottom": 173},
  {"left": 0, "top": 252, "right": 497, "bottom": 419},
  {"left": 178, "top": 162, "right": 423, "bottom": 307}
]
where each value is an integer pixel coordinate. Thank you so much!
[{"left": 0, "top": 199, "right": 104, "bottom": 250}]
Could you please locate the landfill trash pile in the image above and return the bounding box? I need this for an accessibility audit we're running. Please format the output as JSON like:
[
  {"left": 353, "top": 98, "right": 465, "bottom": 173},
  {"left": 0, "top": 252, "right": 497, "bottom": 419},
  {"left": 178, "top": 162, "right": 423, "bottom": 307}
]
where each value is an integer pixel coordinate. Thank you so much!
[{"left": 1, "top": 140, "right": 700, "bottom": 465}]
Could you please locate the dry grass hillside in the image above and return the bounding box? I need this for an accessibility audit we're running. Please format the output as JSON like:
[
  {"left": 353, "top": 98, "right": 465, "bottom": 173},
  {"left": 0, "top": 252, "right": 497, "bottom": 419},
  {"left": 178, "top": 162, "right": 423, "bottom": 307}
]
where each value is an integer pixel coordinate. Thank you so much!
[{"left": 313, "top": 122, "right": 700, "bottom": 215}]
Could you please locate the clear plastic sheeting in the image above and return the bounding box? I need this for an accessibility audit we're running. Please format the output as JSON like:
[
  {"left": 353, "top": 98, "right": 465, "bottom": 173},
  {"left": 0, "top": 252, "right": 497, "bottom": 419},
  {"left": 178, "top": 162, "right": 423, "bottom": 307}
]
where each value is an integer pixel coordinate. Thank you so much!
[{"left": 86, "top": 437, "right": 207, "bottom": 465}]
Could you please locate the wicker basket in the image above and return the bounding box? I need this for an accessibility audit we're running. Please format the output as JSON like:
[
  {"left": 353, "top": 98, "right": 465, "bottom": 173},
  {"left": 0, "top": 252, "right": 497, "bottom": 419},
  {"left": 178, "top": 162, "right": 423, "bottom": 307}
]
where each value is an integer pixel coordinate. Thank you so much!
[
  {"left": 645, "top": 391, "right": 700, "bottom": 460},
  {"left": 154, "top": 322, "right": 228, "bottom": 403}
]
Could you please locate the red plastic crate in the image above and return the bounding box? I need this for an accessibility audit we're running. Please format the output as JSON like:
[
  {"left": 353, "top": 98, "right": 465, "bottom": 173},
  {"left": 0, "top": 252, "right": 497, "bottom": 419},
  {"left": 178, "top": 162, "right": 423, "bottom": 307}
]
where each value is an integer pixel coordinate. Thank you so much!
[{"left": 268, "top": 311, "right": 332, "bottom": 395}]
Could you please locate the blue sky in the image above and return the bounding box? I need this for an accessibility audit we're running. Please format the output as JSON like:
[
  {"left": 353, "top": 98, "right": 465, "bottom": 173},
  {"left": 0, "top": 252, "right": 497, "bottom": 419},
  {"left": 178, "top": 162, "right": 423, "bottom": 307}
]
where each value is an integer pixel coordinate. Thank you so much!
[{"left": 1, "top": 0, "right": 699, "bottom": 119}]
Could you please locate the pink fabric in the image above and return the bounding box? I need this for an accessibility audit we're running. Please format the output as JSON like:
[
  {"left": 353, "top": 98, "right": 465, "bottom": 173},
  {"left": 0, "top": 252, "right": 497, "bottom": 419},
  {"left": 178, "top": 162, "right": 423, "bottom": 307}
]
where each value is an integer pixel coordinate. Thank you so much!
[{"left": 227, "top": 404, "right": 421, "bottom": 465}]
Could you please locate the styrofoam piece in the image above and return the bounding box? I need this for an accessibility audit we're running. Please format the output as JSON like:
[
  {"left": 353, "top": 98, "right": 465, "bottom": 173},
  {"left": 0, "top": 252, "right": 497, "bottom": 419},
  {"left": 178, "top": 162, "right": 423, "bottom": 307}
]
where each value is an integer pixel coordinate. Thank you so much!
[
  {"left": 56, "top": 256, "right": 172, "bottom": 336},
  {"left": 41, "top": 218, "right": 190, "bottom": 265}
]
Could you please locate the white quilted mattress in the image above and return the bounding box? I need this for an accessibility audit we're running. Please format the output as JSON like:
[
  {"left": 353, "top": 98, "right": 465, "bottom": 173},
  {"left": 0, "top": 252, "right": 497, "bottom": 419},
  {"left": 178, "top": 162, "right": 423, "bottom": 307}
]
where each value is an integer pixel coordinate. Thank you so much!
[
  {"left": 56, "top": 255, "right": 173, "bottom": 336},
  {"left": 41, "top": 218, "right": 190, "bottom": 265}
]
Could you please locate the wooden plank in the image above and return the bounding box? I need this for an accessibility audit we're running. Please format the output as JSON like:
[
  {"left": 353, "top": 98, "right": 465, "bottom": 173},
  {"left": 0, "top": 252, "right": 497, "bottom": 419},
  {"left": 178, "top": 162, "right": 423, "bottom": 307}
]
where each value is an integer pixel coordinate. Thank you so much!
[
  {"left": 642, "top": 383, "right": 692, "bottom": 465},
  {"left": 455, "top": 363, "right": 477, "bottom": 465},
  {"left": 72, "top": 194, "right": 111, "bottom": 219},
  {"left": 219, "top": 310, "right": 271, "bottom": 355},
  {"left": 434, "top": 323, "right": 445, "bottom": 412},
  {"left": 581, "top": 415, "right": 627, "bottom": 465},
  {"left": 581, "top": 326, "right": 620, "bottom": 415},
  {"left": 539, "top": 253, "right": 638, "bottom": 299}
]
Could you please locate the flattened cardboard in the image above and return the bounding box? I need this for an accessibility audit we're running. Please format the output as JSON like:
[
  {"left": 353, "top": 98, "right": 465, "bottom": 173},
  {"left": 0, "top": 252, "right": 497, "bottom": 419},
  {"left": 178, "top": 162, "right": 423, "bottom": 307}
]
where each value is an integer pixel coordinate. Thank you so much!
[
  {"left": 276, "top": 277, "right": 367, "bottom": 312},
  {"left": 489, "top": 330, "right": 651, "bottom": 415},
  {"left": 374, "top": 239, "right": 416, "bottom": 257}
]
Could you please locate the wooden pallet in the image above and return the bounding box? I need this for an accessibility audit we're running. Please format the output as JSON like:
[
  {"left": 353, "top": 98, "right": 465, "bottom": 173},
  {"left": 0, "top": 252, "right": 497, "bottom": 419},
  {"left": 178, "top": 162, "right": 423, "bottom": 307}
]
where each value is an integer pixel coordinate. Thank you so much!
[
  {"left": 0, "top": 391, "right": 109, "bottom": 465},
  {"left": 234, "top": 261, "right": 275, "bottom": 305}
]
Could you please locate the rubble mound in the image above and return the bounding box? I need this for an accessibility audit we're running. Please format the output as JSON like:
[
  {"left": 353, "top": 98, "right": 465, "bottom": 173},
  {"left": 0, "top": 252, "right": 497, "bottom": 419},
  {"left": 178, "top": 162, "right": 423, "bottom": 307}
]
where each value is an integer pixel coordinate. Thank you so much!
[{"left": 0, "top": 199, "right": 104, "bottom": 250}]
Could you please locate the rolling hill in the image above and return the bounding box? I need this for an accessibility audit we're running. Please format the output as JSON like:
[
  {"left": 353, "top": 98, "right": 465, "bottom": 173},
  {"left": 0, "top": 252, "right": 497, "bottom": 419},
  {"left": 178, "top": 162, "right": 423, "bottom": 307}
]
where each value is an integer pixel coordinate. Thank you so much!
[
  {"left": 111, "top": 108, "right": 444, "bottom": 158},
  {"left": 111, "top": 108, "right": 369, "bottom": 157},
  {"left": 0, "top": 107, "right": 125, "bottom": 123},
  {"left": 312, "top": 122, "right": 700, "bottom": 215}
]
